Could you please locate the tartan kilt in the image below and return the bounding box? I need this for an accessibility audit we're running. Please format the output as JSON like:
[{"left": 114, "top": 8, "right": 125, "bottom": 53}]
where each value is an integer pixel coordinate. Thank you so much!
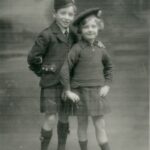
[
  {"left": 71, "top": 87, "right": 111, "bottom": 116},
  {"left": 40, "top": 84, "right": 63, "bottom": 114},
  {"left": 60, "top": 98, "right": 79, "bottom": 116},
  {"left": 40, "top": 84, "right": 77, "bottom": 115}
]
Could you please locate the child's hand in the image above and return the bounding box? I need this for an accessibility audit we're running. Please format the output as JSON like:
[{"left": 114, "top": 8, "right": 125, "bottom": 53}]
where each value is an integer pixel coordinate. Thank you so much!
[
  {"left": 65, "top": 90, "right": 80, "bottom": 103},
  {"left": 99, "top": 85, "right": 110, "bottom": 97}
]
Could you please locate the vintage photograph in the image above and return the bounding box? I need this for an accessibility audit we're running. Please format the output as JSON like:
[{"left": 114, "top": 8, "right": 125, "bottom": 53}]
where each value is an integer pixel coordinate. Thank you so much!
[{"left": 0, "top": 0, "right": 149, "bottom": 150}]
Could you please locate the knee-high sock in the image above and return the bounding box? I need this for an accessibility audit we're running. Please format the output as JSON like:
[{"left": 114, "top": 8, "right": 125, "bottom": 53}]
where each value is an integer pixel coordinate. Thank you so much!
[
  {"left": 100, "top": 142, "right": 110, "bottom": 150},
  {"left": 57, "top": 121, "right": 70, "bottom": 150},
  {"left": 40, "top": 128, "right": 52, "bottom": 150},
  {"left": 79, "top": 140, "right": 88, "bottom": 150}
]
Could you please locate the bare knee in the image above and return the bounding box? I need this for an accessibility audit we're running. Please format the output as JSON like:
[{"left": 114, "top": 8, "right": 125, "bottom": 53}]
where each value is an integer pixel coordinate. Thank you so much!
[
  {"left": 77, "top": 116, "right": 88, "bottom": 141},
  {"left": 43, "top": 114, "right": 56, "bottom": 130},
  {"left": 78, "top": 116, "right": 88, "bottom": 129},
  {"left": 47, "top": 114, "right": 56, "bottom": 121},
  {"left": 92, "top": 116, "right": 108, "bottom": 144},
  {"left": 93, "top": 116, "right": 105, "bottom": 131}
]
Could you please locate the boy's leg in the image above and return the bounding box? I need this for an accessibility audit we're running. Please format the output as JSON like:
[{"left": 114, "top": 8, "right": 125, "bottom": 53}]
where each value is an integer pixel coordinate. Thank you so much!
[
  {"left": 57, "top": 114, "right": 69, "bottom": 150},
  {"left": 77, "top": 116, "right": 88, "bottom": 150},
  {"left": 41, "top": 114, "right": 56, "bottom": 150},
  {"left": 92, "top": 116, "right": 110, "bottom": 150}
]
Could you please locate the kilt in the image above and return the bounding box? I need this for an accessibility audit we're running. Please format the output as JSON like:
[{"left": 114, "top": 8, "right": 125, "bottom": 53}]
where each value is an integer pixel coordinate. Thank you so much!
[
  {"left": 40, "top": 84, "right": 63, "bottom": 114},
  {"left": 71, "top": 87, "right": 111, "bottom": 116}
]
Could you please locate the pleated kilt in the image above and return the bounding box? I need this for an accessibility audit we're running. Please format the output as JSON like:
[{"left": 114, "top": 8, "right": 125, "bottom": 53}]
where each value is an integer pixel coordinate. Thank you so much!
[
  {"left": 40, "top": 84, "right": 63, "bottom": 114},
  {"left": 71, "top": 86, "right": 111, "bottom": 116}
]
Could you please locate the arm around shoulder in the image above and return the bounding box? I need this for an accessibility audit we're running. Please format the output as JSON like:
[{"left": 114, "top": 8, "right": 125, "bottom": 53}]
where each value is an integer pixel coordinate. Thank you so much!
[{"left": 60, "top": 44, "right": 81, "bottom": 90}]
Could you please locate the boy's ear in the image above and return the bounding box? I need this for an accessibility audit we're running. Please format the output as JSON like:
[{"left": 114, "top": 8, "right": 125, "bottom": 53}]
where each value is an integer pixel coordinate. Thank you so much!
[{"left": 52, "top": 11, "right": 56, "bottom": 18}]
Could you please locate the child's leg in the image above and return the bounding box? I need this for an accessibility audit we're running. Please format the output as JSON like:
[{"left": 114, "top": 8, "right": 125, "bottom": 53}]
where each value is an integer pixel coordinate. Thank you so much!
[
  {"left": 77, "top": 115, "right": 88, "bottom": 150},
  {"left": 57, "top": 114, "right": 69, "bottom": 150},
  {"left": 41, "top": 114, "right": 56, "bottom": 150},
  {"left": 92, "top": 116, "right": 110, "bottom": 150}
]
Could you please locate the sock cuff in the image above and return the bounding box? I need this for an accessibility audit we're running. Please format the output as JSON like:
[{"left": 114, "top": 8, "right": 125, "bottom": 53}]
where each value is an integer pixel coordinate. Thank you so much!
[
  {"left": 100, "top": 142, "right": 109, "bottom": 146},
  {"left": 79, "top": 140, "right": 88, "bottom": 143},
  {"left": 41, "top": 128, "right": 53, "bottom": 139},
  {"left": 57, "top": 121, "right": 69, "bottom": 127},
  {"left": 99, "top": 142, "right": 110, "bottom": 150},
  {"left": 79, "top": 140, "right": 88, "bottom": 150}
]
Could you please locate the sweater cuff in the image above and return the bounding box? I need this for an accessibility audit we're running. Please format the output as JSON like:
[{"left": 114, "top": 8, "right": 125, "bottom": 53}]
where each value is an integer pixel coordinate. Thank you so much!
[
  {"left": 63, "top": 84, "right": 71, "bottom": 91},
  {"left": 59, "top": 77, "right": 71, "bottom": 91}
]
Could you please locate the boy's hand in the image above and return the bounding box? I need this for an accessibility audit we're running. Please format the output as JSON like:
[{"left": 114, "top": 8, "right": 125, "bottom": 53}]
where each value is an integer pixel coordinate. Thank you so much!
[
  {"left": 65, "top": 90, "right": 80, "bottom": 103},
  {"left": 99, "top": 85, "right": 110, "bottom": 97}
]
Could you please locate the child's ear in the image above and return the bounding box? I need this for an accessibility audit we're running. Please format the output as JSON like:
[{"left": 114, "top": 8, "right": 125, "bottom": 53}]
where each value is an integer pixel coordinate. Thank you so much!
[
  {"left": 99, "top": 19, "right": 104, "bottom": 30},
  {"left": 52, "top": 11, "right": 56, "bottom": 19}
]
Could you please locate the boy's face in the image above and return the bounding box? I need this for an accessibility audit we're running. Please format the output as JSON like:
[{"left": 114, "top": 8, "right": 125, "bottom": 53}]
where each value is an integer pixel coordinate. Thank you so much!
[
  {"left": 54, "top": 6, "right": 75, "bottom": 29},
  {"left": 81, "top": 17, "right": 99, "bottom": 43}
]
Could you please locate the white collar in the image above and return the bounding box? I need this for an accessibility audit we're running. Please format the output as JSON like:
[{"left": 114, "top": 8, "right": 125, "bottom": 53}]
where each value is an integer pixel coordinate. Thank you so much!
[
  {"left": 56, "top": 23, "right": 69, "bottom": 34},
  {"left": 61, "top": 27, "right": 69, "bottom": 34}
]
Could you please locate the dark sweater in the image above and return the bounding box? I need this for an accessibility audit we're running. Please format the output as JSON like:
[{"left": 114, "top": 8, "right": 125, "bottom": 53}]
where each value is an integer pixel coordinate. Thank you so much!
[{"left": 60, "top": 39, "right": 113, "bottom": 89}]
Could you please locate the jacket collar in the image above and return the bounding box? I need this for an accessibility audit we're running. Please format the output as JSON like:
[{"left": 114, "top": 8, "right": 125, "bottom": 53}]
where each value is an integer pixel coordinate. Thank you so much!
[
  {"left": 50, "top": 21, "right": 77, "bottom": 46},
  {"left": 50, "top": 21, "right": 68, "bottom": 43},
  {"left": 57, "top": 23, "right": 70, "bottom": 34}
]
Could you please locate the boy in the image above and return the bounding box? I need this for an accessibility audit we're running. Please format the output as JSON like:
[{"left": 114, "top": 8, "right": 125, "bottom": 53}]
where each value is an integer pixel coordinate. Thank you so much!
[
  {"left": 60, "top": 8, "right": 113, "bottom": 150},
  {"left": 27, "top": 0, "right": 78, "bottom": 150}
]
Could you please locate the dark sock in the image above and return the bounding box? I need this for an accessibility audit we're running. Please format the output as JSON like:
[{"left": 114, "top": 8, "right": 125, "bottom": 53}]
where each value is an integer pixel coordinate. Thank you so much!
[
  {"left": 40, "top": 128, "right": 52, "bottom": 150},
  {"left": 79, "top": 140, "right": 88, "bottom": 150},
  {"left": 57, "top": 121, "right": 70, "bottom": 150},
  {"left": 100, "top": 142, "right": 110, "bottom": 150}
]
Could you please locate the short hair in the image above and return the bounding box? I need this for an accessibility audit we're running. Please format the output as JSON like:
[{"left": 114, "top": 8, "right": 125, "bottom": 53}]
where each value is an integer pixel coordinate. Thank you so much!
[{"left": 78, "top": 15, "right": 104, "bottom": 33}]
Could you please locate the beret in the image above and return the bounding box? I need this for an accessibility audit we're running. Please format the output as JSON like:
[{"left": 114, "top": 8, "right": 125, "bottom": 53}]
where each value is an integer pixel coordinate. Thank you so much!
[{"left": 73, "top": 7, "right": 102, "bottom": 26}]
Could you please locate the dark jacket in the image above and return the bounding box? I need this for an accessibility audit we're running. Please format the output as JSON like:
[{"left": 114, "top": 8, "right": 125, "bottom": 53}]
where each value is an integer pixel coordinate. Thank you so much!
[
  {"left": 27, "top": 21, "right": 78, "bottom": 88},
  {"left": 60, "top": 39, "right": 113, "bottom": 89}
]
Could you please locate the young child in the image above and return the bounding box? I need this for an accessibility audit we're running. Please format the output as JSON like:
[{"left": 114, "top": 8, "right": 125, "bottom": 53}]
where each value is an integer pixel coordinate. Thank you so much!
[
  {"left": 27, "top": 0, "right": 79, "bottom": 150},
  {"left": 60, "top": 8, "right": 113, "bottom": 150}
]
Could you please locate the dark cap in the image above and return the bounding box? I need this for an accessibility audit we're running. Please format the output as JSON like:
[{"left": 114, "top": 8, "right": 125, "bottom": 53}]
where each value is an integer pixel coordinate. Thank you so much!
[
  {"left": 54, "top": 0, "right": 75, "bottom": 10},
  {"left": 73, "top": 7, "right": 102, "bottom": 26}
]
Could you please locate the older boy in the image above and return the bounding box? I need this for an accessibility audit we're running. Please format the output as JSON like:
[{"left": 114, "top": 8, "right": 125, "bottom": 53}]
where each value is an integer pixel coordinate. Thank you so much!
[{"left": 27, "top": 0, "right": 78, "bottom": 150}]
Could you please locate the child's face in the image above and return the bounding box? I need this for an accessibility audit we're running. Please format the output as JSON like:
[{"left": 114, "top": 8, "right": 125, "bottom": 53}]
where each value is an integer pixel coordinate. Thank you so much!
[
  {"left": 54, "top": 6, "right": 75, "bottom": 29},
  {"left": 81, "top": 17, "right": 99, "bottom": 43}
]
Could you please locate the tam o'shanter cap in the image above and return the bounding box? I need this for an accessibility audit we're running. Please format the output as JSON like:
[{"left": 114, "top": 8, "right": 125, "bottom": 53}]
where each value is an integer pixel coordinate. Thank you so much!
[
  {"left": 73, "top": 7, "right": 102, "bottom": 26},
  {"left": 54, "top": 0, "right": 75, "bottom": 10}
]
